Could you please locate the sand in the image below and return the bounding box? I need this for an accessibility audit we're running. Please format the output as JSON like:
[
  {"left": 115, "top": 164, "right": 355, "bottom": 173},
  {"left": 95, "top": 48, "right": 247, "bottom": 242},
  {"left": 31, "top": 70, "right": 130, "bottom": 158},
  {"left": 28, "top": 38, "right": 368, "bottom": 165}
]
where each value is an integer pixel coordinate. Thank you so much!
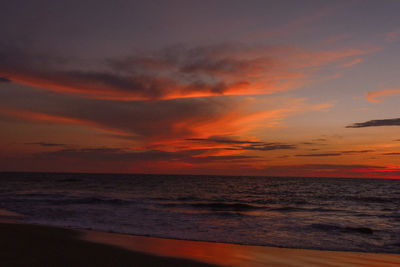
[
  {"left": 83, "top": 230, "right": 400, "bottom": 267},
  {"left": 1, "top": 220, "right": 399, "bottom": 267},
  {"left": 0, "top": 222, "right": 217, "bottom": 267}
]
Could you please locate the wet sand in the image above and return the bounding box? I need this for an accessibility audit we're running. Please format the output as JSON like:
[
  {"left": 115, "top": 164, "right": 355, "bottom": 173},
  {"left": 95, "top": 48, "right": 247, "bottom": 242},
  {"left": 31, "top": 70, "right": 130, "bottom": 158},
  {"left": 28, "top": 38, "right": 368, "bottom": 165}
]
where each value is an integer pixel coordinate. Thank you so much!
[
  {"left": 1, "top": 219, "right": 400, "bottom": 267},
  {"left": 84, "top": 229, "right": 400, "bottom": 267}
]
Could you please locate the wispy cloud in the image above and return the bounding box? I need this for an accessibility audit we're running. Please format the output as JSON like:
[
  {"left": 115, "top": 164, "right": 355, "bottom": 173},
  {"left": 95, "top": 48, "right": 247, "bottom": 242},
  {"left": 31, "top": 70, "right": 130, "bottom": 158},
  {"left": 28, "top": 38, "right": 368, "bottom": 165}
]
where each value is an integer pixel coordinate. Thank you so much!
[
  {"left": 0, "top": 92, "right": 331, "bottom": 151},
  {"left": 385, "top": 28, "right": 400, "bottom": 42},
  {"left": 341, "top": 150, "right": 374, "bottom": 154},
  {"left": 186, "top": 136, "right": 263, "bottom": 145},
  {"left": 263, "top": 164, "right": 400, "bottom": 178},
  {"left": 382, "top": 152, "right": 400, "bottom": 155},
  {"left": 187, "top": 137, "right": 297, "bottom": 151},
  {"left": 34, "top": 146, "right": 260, "bottom": 165},
  {"left": 367, "top": 88, "right": 400, "bottom": 103},
  {"left": 247, "top": 3, "right": 350, "bottom": 41},
  {"left": 242, "top": 143, "right": 296, "bottom": 151},
  {"left": 340, "top": 58, "right": 363, "bottom": 68},
  {"left": 295, "top": 153, "right": 341, "bottom": 157},
  {"left": 319, "top": 34, "right": 351, "bottom": 47},
  {"left": 0, "top": 108, "right": 132, "bottom": 137},
  {"left": 346, "top": 118, "right": 400, "bottom": 128},
  {"left": 0, "top": 77, "right": 11, "bottom": 83},
  {"left": 24, "top": 142, "right": 68, "bottom": 147},
  {"left": 0, "top": 43, "right": 376, "bottom": 101}
]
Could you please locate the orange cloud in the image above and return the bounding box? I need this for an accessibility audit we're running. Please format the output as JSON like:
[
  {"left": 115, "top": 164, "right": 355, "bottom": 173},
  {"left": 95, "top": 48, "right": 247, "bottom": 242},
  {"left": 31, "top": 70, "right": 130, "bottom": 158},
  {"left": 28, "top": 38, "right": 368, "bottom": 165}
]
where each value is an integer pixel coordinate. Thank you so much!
[
  {"left": 385, "top": 29, "right": 400, "bottom": 42},
  {"left": 168, "top": 98, "right": 332, "bottom": 152},
  {"left": 340, "top": 58, "right": 363, "bottom": 68},
  {"left": 318, "top": 34, "right": 351, "bottom": 47},
  {"left": 367, "top": 88, "right": 400, "bottom": 103},
  {"left": 0, "top": 108, "right": 131, "bottom": 137},
  {"left": 293, "top": 48, "right": 376, "bottom": 69},
  {"left": 1, "top": 44, "right": 377, "bottom": 101}
]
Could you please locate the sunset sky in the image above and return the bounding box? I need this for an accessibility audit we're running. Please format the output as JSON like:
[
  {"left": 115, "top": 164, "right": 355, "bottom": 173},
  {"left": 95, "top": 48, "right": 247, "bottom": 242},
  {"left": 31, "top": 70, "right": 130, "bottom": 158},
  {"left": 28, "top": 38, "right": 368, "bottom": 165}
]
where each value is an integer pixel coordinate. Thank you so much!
[{"left": 1, "top": 0, "right": 400, "bottom": 178}]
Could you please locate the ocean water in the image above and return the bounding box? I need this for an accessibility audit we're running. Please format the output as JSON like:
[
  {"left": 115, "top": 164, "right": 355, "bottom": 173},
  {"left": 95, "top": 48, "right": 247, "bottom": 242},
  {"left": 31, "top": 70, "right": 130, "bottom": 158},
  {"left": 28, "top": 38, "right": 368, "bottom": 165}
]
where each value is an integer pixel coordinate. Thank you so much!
[{"left": 0, "top": 172, "right": 399, "bottom": 254}]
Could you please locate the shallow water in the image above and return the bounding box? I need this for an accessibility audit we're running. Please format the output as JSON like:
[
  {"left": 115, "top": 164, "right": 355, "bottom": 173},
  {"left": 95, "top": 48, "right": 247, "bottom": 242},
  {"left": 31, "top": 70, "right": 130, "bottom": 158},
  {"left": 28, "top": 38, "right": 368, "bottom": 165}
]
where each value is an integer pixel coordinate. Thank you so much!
[{"left": 0, "top": 172, "right": 399, "bottom": 253}]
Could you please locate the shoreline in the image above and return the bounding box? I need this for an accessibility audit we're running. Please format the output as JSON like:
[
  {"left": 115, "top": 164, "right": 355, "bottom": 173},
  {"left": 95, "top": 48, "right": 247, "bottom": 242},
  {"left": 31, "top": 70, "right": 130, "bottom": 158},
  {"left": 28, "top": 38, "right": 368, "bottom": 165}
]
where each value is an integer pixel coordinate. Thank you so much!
[
  {"left": 5, "top": 220, "right": 400, "bottom": 255},
  {"left": 0, "top": 221, "right": 217, "bottom": 267},
  {"left": 1, "top": 218, "right": 400, "bottom": 266},
  {"left": 2, "top": 209, "right": 396, "bottom": 256},
  {"left": 82, "top": 229, "right": 400, "bottom": 266}
]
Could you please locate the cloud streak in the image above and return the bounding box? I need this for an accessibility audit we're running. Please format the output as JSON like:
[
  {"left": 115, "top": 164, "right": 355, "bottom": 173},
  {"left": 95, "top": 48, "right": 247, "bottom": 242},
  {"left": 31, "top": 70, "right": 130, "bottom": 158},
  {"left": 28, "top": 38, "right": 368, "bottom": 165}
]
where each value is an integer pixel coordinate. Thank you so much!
[
  {"left": 262, "top": 164, "right": 400, "bottom": 178},
  {"left": 0, "top": 77, "right": 11, "bottom": 83},
  {"left": 367, "top": 88, "right": 400, "bottom": 103},
  {"left": 34, "top": 146, "right": 260, "bottom": 165},
  {"left": 24, "top": 142, "right": 68, "bottom": 147},
  {"left": 0, "top": 108, "right": 132, "bottom": 137},
  {"left": 295, "top": 153, "right": 341, "bottom": 157},
  {"left": 385, "top": 28, "right": 400, "bottom": 42},
  {"left": 185, "top": 136, "right": 296, "bottom": 151},
  {"left": 0, "top": 43, "right": 375, "bottom": 101},
  {"left": 346, "top": 118, "right": 400, "bottom": 128}
]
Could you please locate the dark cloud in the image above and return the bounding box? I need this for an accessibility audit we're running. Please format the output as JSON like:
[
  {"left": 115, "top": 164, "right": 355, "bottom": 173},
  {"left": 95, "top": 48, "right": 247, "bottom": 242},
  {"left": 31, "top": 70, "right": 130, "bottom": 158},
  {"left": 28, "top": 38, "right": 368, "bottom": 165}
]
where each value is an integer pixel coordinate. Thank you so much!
[
  {"left": 0, "top": 43, "right": 280, "bottom": 100},
  {"left": 295, "top": 153, "right": 341, "bottom": 157},
  {"left": 186, "top": 136, "right": 296, "bottom": 151},
  {"left": 0, "top": 77, "right": 11, "bottom": 83},
  {"left": 269, "top": 164, "right": 387, "bottom": 170},
  {"left": 382, "top": 152, "right": 400, "bottom": 155},
  {"left": 109, "top": 44, "right": 269, "bottom": 76},
  {"left": 186, "top": 136, "right": 263, "bottom": 145},
  {"left": 0, "top": 88, "right": 237, "bottom": 141},
  {"left": 294, "top": 150, "right": 373, "bottom": 157},
  {"left": 35, "top": 147, "right": 198, "bottom": 161},
  {"left": 24, "top": 142, "right": 68, "bottom": 147},
  {"left": 34, "top": 146, "right": 258, "bottom": 164},
  {"left": 243, "top": 143, "right": 296, "bottom": 151},
  {"left": 341, "top": 150, "right": 374, "bottom": 154},
  {"left": 185, "top": 155, "right": 260, "bottom": 164},
  {"left": 300, "top": 138, "right": 328, "bottom": 146},
  {"left": 346, "top": 118, "right": 400, "bottom": 128}
]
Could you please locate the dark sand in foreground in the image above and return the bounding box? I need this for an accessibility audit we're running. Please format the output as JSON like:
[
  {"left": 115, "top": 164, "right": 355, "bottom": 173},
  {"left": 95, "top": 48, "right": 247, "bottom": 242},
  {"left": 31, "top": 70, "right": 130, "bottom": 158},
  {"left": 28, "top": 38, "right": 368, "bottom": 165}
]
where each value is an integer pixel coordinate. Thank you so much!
[
  {"left": 0, "top": 223, "right": 217, "bottom": 267},
  {"left": 1, "top": 219, "right": 400, "bottom": 267}
]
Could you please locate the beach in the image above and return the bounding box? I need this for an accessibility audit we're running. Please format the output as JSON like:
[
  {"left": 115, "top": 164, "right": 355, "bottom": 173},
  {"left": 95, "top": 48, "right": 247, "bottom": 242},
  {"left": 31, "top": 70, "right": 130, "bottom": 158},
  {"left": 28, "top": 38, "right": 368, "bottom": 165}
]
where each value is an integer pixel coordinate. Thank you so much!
[
  {"left": 1, "top": 174, "right": 400, "bottom": 266},
  {"left": 2, "top": 0, "right": 400, "bottom": 265},
  {"left": 2, "top": 173, "right": 399, "bottom": 254},
  {"left": 1, "top": 220, "right": 400, "bottom": 267},
  {"left": 0, "top": 222, "right": 216, "bottom": 267}
]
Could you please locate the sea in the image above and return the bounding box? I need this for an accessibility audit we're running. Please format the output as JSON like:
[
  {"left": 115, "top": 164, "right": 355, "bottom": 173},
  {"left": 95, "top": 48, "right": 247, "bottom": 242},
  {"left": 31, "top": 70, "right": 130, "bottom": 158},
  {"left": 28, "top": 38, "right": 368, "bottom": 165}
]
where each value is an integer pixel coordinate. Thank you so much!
[{"left": 0, "top": 172, "right": 399, "bottom": 254}]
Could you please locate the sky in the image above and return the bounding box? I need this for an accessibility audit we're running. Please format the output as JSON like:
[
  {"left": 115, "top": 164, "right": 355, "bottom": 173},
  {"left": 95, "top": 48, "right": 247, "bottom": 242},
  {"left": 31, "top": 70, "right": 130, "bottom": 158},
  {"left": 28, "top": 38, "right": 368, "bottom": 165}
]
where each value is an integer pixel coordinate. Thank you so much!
[{"left": 1, "top": 0, "right": 400, "bottom": 178}]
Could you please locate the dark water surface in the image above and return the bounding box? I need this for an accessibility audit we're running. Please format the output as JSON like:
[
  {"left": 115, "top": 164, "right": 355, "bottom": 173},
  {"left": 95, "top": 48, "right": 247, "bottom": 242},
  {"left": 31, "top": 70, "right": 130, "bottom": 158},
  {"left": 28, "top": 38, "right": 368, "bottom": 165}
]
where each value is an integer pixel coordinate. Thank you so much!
[{"left": 1, "top": 172, "right": 399, "bottom": 253}]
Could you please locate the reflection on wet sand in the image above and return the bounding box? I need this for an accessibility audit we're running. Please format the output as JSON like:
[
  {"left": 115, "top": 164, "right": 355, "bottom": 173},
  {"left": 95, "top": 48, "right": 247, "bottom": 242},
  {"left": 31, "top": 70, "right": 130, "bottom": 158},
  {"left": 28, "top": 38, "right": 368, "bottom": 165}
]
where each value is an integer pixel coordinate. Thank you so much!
[{"left": 83, "top": 230, "right": 400, "bottom": 267}]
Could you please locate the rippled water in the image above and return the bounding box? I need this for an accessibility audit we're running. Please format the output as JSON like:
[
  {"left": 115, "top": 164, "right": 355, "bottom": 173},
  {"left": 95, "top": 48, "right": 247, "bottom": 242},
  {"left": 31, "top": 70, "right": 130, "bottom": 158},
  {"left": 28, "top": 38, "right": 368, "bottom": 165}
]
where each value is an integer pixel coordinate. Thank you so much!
[{"left": 0, "top": 172, "right": 399, "bottom": 253}]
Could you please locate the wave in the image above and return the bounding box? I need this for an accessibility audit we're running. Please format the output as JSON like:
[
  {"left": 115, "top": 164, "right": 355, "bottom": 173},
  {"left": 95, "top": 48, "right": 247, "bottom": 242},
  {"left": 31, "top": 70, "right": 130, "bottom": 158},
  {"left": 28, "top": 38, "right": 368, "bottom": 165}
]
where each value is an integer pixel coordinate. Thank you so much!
[
  {"left": 270, "top": 207, "right": 344, "bottom": 213},
  {"left": 50, "top": 197, "right": 131, "bottom": 205},
  {"left": 161, "top": 202, "right": 264, "bottom": 211},
  {"left": 0, "top": 208, "right": 23, "bottom": 218},
  {"left": 348, "top": 196, "right": 396, "bottom": 203},
  {"left": 311, "top": 223, "right": 373, "bottom": 234},
  {"left": 161, "top": 201, "right": 346, "bottom": 213},
  {"left": 58, "top": 178, "right": 83, "bottom": 182}
]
